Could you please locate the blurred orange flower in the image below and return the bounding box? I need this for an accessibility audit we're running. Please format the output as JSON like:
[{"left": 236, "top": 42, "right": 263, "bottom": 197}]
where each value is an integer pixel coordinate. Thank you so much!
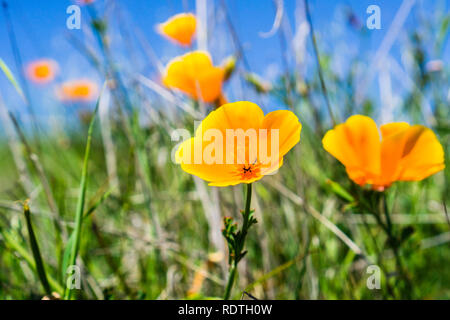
[
  {"left": 322, "top": 115, "right": 445, "bottom": 190},
  {"left": 57, "top": 79, "right": 98, "bottom": 102},
  {"left": 176, "top": 101, "right": 302, "bottom": 186},
  {"left": 163, "top": 51, "right": 225, "bottom": 103},
  {"left": 26, "top": 59, "right": 58, "bottom": 84},
  {"left": 157, "top": 13, "right": 196, "bottom": 47},
  {"left": 76, "top": 0, "right": 95, "bottom": 5}
]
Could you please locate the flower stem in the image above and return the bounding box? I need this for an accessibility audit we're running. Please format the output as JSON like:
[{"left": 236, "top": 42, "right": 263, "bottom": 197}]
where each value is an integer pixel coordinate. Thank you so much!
[
  {"left": 223, "top": 264, "right": 237, "bottom": 300},
  {"left": 241, "top": 183, "right": 253, "bottom": 247},
  {"left": 223, "top": 183, "right": 253, "bottom": 300},
  {"left": 381, "top": 193, "right": 412, "bottom": 299}
]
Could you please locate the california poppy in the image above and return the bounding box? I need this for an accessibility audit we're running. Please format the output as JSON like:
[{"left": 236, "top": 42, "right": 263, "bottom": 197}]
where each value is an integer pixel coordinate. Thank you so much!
[
  {"left": 26, "top": 59, "right": 58, "bottom": 84},
  {"left": 57, "top": 79, "right": 98, "bottom": 102},
  {"left": 176, "top": 101, "right": 302, "bottom": 186},
  {"left": 157, "top": 13, "right": 196, "bottom": 47},
  {"left": 163, "top": 51, "right": 225, "bottom": 103},
  {"left": 322, "top": 115, "right": 445, "bottom": 190}
]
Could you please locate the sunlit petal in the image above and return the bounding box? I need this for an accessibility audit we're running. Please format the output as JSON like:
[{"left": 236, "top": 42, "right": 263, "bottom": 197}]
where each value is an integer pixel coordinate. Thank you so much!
[
  {"left": 158, "top": 13, "right": 196, "bottom": 46},
  {"left": 322, "top": 115, "right": 381, "bottom": 185},
  {"left": 262, "top": 110, "right": 302, "bottom": 158},
  {"left": 163, "top": 51, "right": 224, "bottom": 103},
  {"left": 396, "top": 125, "right": 445, "bottom": 181}
]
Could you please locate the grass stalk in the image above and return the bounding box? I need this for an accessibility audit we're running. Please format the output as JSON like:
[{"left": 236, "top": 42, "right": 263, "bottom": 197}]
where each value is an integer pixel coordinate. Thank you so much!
[
  {"left": 304, "top": 0, "right": 336, "bottom": 126},
  {"left": 63, "top": 88, "right": 102, "bottom": 300},
  {"left": 23, "top": 201, "right": 52, "bottom": 296},
  {"left": 1, "top": 228, "right": 64, "bottom": 294},
  {"left": 1, "top": 1, "right": 40, "bottom": 140},
  {"left": 381, "top": 193, "right": 413, "bottom": 299}
]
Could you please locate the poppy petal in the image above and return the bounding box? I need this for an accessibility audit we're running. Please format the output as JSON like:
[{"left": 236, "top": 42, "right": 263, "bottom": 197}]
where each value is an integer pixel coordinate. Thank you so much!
[
  {"left": 322, "top": 115, "right": 381, "bottom": 185},
  {"left": 158, "top": 13, "right": 196, "bottom": 46},
  {"left": 163, "top": 51, "right": 224, "bottom": 103},
  {"left": 261, "top": 110, "right": 302, "bottom": 159},
  {"left": 176, "top": 137, "right": 238, "bottom": 184},
  {"left": 197, "top": 101, "right": 265, "bottom": 135},
  {"left": 396, "top": 126, "right": 445, "bottom": 181},
  {"left": 380, "top": 122, "right": 410, "bottom": 139}
]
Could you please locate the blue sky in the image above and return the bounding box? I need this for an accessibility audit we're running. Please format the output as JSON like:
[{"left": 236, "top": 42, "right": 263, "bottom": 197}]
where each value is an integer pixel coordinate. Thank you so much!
[{"left": 0, "top": 0, "right": 448, "bottom": 127}]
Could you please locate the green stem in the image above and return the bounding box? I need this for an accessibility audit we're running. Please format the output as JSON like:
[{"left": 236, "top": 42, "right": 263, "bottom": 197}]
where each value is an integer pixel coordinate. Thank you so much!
[
  {"left": 381, "top": 193, "right": 412, "bottom": 299},
  {"left": 23, "top": 202, "right": 52, "bottom": 296},
  {"left": 223, "top": 264, "right": 237, "bottom": 300},
  {"left": 383, "top": 194, "right": 393, "bottom": 235},
  {"left": 240, "top": 183, "right": 253, "bottom": 250},
  {"left": 223, "top": 183, "right": 253, "bottom": 300},
  {"left": 63, "top": 90, "right": 102, "bottom": 300}
]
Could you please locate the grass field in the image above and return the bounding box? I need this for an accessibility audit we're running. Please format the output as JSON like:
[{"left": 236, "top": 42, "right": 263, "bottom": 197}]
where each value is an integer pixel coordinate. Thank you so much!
[{"left": 0, "top": 0, "right": 449, "bottom": 300}]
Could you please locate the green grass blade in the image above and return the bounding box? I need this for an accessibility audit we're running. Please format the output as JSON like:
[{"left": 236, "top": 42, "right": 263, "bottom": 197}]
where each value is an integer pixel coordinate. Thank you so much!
[
  {"left": 0, "top": 57, "right": 25, "bottom": 101},
  {"left": 326, "top": 179, "right": 355, "bottom": 203},
  {"left": 63, "top": 84, "right": 104, "bottom": 300},
  {"left": 61, "top": 186, "right": 114, "bottom": 281},
  {"left": 1, "top": 227, "right": 64, "bottom": 295},
  {"left": 23, "top": 201, "right": 52, "bottom": 296}
]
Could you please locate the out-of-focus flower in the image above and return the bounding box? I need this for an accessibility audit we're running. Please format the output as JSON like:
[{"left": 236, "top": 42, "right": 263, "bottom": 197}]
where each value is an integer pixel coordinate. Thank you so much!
[
  {"left": 57, "top": 79, "right": 98, "bottom": 102},
  {"left": 425, "top": 60, "right": 443, "bottom": 73},
  {"left": 221, "top": 55, "right": 237, "bottom": 81},
  {"left": 26, "top": 59, "right": 58, "bottom": 84},
  {"left": 345, "top": 7, "right": 362, "bottom": 31},
  {"left": 157, "top": 13, "right": 196, "bottom": 47},
  {"left": 176, "top": 101, "right": 302, "bottom": 186},
  {"left": 163, "top": 51, "right": 224, "bottom": 103},
  {"left": 322, "top": 115, "right": 445, "bottom": 190},
  {"left": 76, "top": 0, "right": 95, "bottom": 5},
  {"left": 244, "top": 73, "right": 272, "bottom": 94},
  {"left": 187, "top": 251, "right": 223, "bottom": 298}
]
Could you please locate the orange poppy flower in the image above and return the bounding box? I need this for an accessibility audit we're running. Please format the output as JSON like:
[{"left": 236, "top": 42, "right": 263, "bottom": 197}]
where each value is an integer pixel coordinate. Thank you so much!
[
  {"left": 163, "top": 51, "right": 225, "bottom": 103},
  {"left": 26, "top": 59, "right": 58, "bottom": 84},
  {"left": 157, "top": 13, "right": 196, "bottom": 47},
  {"left": 322, "top": 115, "right": 445, "bottom": 190},
  {"left": 57, "top": 79, "right": 98, "bottom": 102},
  {"left": 176, "top": 101, "right": 302, "bottom": 186}
]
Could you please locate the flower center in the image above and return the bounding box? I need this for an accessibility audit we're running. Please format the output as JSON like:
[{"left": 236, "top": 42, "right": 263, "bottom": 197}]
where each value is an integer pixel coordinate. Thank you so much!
[
  {"left": 73, "top": 85, "right": 90, "bottom": 96},
  {"left": 239, "top": 162, "right": 261, "bottom": 180},
  {"left": 35, "top": 65, "right": 51, "bottom": 78}
]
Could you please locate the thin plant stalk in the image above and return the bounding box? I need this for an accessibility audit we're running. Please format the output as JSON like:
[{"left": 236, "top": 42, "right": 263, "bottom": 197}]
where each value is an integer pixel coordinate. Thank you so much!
[
  {"left": 224, "top": 183, "right": 254, "bottom": 300},
  {"left": 361, "top": 192, "right": 413, "bottom": 299},
  {"left": 304, "top": 0, "right": 336, "bottom": 126},
  {"left": 88, "top": 9, "right": 167, "bottom": 264},
  {"left": 23, "top": 201, "right": 52, "bottom": 296},
  {"left": 1, "top": 227, "right": 63, "bottom": 294},
  {"left": 63, "top": 89, "right": 102, "bottom": 300},
  {"left": 381, "top": 193, "right": 413, "bottom": 299},
  {"left": 1, "top": 1, "right": 40, "bottom": 139}
]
